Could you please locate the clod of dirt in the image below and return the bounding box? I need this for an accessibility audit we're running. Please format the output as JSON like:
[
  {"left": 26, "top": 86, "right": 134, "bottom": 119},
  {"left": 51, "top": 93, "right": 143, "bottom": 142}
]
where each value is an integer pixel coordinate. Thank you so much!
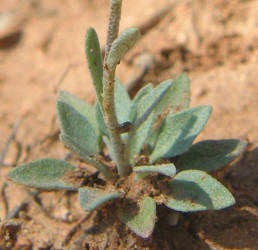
[
  {"left": 0, "top": 220, "right": 21, "bottom": 249},
  {"left": 0, "top": 12, "right": 23, "bottom": 50}
]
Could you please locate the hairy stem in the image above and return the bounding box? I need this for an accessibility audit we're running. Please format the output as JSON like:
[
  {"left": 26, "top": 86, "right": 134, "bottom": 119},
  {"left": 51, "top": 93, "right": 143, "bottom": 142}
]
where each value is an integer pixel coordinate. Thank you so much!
[
  {"left": 102, "top": 0, "right": 131, "bottom": 176},
  {"left": 104, "top": 0, "right": 123, "bottom": 61},
  {"left": 103, "top": 70, "right": 131, "bottom": 176}
]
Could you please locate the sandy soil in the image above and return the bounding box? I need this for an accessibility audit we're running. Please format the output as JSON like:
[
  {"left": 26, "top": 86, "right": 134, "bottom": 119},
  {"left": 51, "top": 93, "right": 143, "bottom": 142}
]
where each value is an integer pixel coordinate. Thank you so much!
[{"left": 0, "top": 0, "right": 257, "bottom": 249}]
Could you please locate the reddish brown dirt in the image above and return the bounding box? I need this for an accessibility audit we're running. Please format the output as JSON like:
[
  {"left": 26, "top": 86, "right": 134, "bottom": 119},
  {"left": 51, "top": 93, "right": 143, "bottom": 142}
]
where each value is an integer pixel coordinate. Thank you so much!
[{"left": 0, "top": 0, "right": 257, "bottom": 249}]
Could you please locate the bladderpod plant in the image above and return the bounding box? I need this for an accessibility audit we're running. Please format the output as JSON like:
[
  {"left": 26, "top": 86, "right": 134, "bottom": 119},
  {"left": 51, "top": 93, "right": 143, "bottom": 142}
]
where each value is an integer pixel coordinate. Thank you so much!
[{"left": 8, "top": 0, "right": 247, "bottom": 239}]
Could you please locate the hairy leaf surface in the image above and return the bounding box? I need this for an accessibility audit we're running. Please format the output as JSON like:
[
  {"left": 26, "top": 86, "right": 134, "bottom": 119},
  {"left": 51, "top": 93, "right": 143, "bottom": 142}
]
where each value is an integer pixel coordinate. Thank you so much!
[
  {"left": 165, "top": 170, "right": 235, "bottom": 212},
  {"left": 129, "top": 83, "right": 153, "bottom": 122},
  {"left": 95, "top": 102, "right": 108, "bottom": 136},
  {"left": 155, "top": 73, "right": 190, "bottom": 113},
  {"left": 115, "top": 79, "right": 131, "bottom": 124},
  {"left": 58, "top": 91, "right": 98, "bottom": 134},
  {"left": 177, "top": 139, "right": 247, "bottom": 172},
  {"left": 150, "top": 105, "right": 212, "bottom": 162},
  {"left": 126, "top": 114, "right": 154, "bottom": 164},
  {"left": 57, "top": 101, "right": 97, "bottom": 156},
  {"left": 78, "top": 187, "right": 121, "bottom": 210},
  {"left": 107, "top": 27, "right": 141, "bottom": 71},
  {"left": 135, "top": 80, "right": 172, "bottom": 127},
  {"left": 133, "top": 163, "right": 176, "bottom": 177},
  {"left": 8, "top": 158, "right": 78, "bottom": 190},
  {"left": 85, "top": 27, "right": 103, "bottom": 104},
  {"left": 118, "top": 196, "right": 156, "bottom": 238}
]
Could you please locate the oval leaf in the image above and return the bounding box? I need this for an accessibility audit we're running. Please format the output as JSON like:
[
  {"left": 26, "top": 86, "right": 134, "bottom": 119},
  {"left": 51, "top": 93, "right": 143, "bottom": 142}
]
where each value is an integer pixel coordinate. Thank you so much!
[
  {"left": 117, "top": 196, "right": 156, "bottom": 238},
  {"left": 107, "top": 27, "right": 141, "bottom": 71},
  {"left": 57, "top": 101, "right": 97, "bottom": 156},
  {"left": 144, "top": 74, "right": 190, "bottom": 151},
  {"left": 8, "top": 158, "right": 78, "bottom": 190},
  {"left": 126, "top": 114, "right": 154, "bottom": 165},
  {"left": 133, "top": 163, "right": 176, "bottom": 177},
  {"left": 176, "top": 139, "right": 247, "bottom": 172},
  {"left": 165, "top": 170, "right": 235, "bottom": 212},
  {"left": 150, "top": 105, "right": 212, "bottom": 162},
  {"left": 78, "top": 187, "right": 121, "bottom": 211},
  {"left": 58, "top": 91, "right": 98, "bottom": 134},
  {"left": 85, "top": 27, "right": 103, "bottom": 104},
  {"left": 135, "top": 80, "right": 172, "bottom": 127},
  {"left": 129, "top": 83, "right": 153, "bottom": 122},
  {"left": 60, "top": 134, "right": 114, "bottom": 180},
  {"left": 155, "top": 73, "right": 190, "bottom": 114},
  {"left": 95, "top": 102, "right": 108, "bottom": 136}
]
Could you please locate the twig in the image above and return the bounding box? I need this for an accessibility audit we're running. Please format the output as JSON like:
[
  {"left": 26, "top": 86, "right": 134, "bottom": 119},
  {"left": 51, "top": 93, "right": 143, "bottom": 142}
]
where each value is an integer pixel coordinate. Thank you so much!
[
  {"left": 125, "top": 52, "right": 155, "bottom": 92},
  {"left": 138, "top": 3, "right": 176, "bottom": 36},
  {"left": 0, "top": 120, "right": 21, "bottom": 166},
  {"left": 125, "top": 64, "right": 148, "bottom": 92},
  {"left": 6, "top": 201, "right": 28, "bottom": 220},
  {"left": 63, "top": 152, "right": 72, "bottom": 161},
  {"left": 23, "top": 144, "right": 31, "bottom": 162},
  {"left": 13, "top": 139, "right": 22, "bottom": 165},
  {"left": 62, "top": 211, "right": 94, "bottom": 246},
  {"left": 26, "top": 189, "right": 73, "bottom": 223},
  {"left": 68, "top": 225, "right": 98, "bottom": 250},
  {"left": 1, "top": 182, "right": 9, "bottom": 218},
  {"left": 54, "top": 64, "right": 72, "bottom": 93},
  {"left": 1, "top": 137, "right": 22, "bottom": 167}
]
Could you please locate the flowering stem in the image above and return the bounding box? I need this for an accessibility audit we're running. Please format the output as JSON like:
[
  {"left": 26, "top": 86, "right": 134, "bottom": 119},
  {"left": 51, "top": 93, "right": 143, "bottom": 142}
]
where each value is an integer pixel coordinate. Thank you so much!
[{"left": 102, "top": 0, "right": 131, "bottom": 176}]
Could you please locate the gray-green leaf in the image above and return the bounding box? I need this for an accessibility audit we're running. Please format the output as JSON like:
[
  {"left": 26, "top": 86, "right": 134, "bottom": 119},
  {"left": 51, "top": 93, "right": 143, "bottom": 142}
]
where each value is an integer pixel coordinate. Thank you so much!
[
  {"left": 118, "top": 196, "right": 156, "bottom": 238},
  {"left": 107, "top": 27, "right": 141, "bottom": 71},
  {"left": 134, "top": 163, "right": 176, "bottom": 177},
  {"left": 129, "top": 83, "right": 153, "bottom": 122},
  {"left": 135, "top": 80, "right": 172, "bottom": 128},
  {"left": 57, "top": 101, "right": 97, "bottom": 156},
  {"left": 145, "top": 73, "right": 190, "bottom": 151},
  {"left": 78, "top": 187, "right": 121, "bottom": 211},
  {"left": 155, "top": 73, "right": 190, "bottom": 113},
  {"left": 85, "top": 27, "right": 103, "bottom": 104},
  {"left": 58, "top": 91, "right": 98, "bottom": 134},
  {"left": 126, "top": 114, "right": 154, "bottom": 165},
  {"left": 165, "top": 170, "right": 235, "bottom": 212},
  {"left": 8, "top": 158, "right": 78, "bottom": 190},
  {"left": 115, "top": 78, "right": 131, "bottom": 124},
  {"left": 176, "top": 139, "right": 247, "bottom": 172},
  {"left": 95, "top": 102, "right": 108, "bottom": 136},
  {"left": 60, "top": 134, "right": 114, "bottom": 180},
  {"left": 150, "top": 105, "right": 212, "bottom": 162}
]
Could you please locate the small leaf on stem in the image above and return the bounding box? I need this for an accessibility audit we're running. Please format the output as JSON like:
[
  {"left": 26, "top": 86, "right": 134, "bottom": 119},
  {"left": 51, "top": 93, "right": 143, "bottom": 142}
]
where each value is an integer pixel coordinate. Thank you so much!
[
  {"left": 107, "top": 27, "right": 141, "bottom": 71},
  {"left": 85, "top": 27, "right": 103, "bottom": 105}
]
